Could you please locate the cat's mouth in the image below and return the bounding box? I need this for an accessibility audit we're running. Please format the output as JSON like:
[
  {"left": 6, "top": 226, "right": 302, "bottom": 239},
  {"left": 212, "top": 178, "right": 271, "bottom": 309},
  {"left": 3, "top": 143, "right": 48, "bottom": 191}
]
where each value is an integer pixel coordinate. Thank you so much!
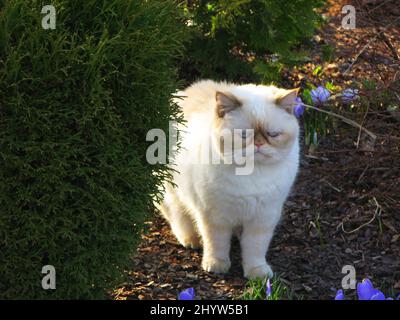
[{"left": 254, "top": 149, "right": 270, "bottom": 158}]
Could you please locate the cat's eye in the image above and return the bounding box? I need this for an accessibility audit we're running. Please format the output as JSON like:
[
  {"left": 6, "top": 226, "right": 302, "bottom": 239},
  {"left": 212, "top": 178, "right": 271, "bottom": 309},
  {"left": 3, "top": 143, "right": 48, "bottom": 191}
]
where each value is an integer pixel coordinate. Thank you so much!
[{"left": 267, "top": 131, "right": 281, "bottom": 138}]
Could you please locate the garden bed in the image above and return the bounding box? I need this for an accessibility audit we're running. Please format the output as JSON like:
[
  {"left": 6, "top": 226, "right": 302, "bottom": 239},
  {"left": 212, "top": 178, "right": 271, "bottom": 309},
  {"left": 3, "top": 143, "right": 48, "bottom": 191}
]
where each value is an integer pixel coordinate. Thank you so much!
[
  {"left": 112, "top": 0, "right": 400, "bottom": 300},
  {"left": 113, "top": 115, "right": 400, "bottom": 300}
]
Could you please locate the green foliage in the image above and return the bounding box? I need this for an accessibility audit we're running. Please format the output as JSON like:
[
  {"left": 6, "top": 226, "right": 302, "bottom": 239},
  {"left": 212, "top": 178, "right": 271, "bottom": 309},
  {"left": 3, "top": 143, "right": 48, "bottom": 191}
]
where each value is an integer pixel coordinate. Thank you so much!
[
  {"left": 0, "top": 0, "right": 185, "bottom": 298},
  {"left": 321, "top": 44, "right": 336, "bottom": 63},
  {"left": 181, "top": 0, "right": 325, "bottom": 82},
  {"left": 301, "top": 79, "right": 341, "bottom": 147},
  {"left": 302, "top": 86, "right": 331, "bottom": 147},
  {"left": 242, "top": 276, "right": 296, "bottom": 300}
]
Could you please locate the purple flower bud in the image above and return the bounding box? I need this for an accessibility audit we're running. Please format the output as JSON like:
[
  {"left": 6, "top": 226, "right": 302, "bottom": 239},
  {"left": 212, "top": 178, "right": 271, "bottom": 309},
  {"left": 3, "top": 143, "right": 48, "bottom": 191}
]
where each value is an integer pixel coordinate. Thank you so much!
[
  {"left": 266, "top": 278, "right": 272, "bottom": 298},
  {"left": 293, "top": 97, "right": 305, "bottom": 118},
  {"left": 335, "top": 289, "right": 345, "bottom": 300},
  {"left": 357, "top": 278, "right": 375, "bottom": 300},
  {"left": 370, "top": 290, "right": 385, "bottom": 300},
  {"left": 178, "top": 287, "right": 195, "bottom": 300},
  {"left": 310, "top": 86, "right": 330, "bottom": 105},
  {"left": 341, "top": 88, "right": 359, "bottom": 104}
]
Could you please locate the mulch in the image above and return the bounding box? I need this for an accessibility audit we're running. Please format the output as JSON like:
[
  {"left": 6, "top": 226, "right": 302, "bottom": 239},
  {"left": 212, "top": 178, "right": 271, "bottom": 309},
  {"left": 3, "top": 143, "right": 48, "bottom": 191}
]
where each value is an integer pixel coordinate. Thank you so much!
[{"left": 111, "top": 0, "right": 400, "bottom": 300}]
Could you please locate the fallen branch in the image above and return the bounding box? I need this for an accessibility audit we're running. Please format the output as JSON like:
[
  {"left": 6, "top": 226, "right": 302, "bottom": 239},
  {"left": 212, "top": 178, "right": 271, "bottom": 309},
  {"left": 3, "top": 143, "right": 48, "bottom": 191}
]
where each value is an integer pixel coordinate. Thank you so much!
[
  {"left": 303, "top": 103, "right": 377, "bottom": 141},
  {"left": 338, "top": 197, "right": 382, "bottom": 234}
]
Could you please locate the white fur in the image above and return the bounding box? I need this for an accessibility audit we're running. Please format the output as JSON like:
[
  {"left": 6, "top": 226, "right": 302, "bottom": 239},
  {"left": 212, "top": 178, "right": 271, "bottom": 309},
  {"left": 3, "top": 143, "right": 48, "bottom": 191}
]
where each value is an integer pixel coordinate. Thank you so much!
[{"left": 159, "top": 80, "right": 300, "bottom": 279}]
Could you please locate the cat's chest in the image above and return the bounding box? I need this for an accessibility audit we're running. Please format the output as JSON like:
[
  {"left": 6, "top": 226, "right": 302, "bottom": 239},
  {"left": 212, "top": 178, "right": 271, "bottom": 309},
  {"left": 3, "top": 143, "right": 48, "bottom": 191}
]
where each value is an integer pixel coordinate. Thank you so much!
[
  {"left": 204, "top": 185, "right": 279, "bottom": 223},
  {"left": 203, "top": 169, "right": 291, "bottom": 215},
  {"left": 209, "top": 167, "right": 291, "bottom": 198}
]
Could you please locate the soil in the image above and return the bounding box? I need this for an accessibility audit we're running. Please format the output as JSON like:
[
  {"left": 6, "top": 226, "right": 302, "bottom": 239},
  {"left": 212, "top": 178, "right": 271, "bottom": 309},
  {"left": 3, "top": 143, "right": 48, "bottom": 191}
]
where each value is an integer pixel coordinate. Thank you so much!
[{"left": 112, "top": 0, "right": 400, "bottom": 300}]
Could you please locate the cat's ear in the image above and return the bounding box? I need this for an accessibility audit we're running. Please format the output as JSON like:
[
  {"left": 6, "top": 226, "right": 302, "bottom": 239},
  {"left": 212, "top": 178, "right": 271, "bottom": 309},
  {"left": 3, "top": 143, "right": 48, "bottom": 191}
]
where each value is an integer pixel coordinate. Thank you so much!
[
  {"left": 216, "top": 91, "right": 242, "bottom": 117},
  {"left": 275, "top": 88, "right": 300, "bottom": 113}
]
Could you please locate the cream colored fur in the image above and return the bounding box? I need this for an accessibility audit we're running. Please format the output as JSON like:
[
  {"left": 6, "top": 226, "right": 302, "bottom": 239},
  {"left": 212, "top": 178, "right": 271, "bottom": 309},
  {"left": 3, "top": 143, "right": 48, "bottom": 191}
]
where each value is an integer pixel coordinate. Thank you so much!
[{"left": 159, "top": 80, "right": 300, "bottom": 279}]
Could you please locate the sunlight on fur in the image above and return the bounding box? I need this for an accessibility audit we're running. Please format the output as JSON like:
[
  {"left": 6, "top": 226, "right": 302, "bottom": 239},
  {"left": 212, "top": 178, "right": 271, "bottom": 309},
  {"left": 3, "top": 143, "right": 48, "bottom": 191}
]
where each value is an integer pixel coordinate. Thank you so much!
[{"left": 158, "top": 80, "right": 300, "bottom": 279}]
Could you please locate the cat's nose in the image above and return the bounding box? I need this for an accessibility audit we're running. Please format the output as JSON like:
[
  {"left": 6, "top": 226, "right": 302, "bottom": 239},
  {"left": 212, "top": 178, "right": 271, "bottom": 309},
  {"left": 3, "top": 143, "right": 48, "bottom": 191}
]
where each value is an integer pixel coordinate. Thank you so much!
[{"left": 255, "top": 142, "right": 264, "bottom": 148}]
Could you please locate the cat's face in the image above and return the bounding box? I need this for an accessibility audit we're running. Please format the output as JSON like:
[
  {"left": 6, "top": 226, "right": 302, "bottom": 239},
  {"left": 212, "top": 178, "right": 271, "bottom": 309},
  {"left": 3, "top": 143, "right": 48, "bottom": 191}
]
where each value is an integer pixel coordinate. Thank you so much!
[{"left": 212, "top": 85, "right": 300, "bottom": 165}]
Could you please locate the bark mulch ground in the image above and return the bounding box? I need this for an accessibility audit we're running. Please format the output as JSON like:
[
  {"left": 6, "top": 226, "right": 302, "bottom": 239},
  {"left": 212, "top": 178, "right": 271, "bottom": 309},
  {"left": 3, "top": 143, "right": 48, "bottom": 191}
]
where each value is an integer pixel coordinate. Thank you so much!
[{"left": 112, "top": 0, "right": 400, "bottom": 300}]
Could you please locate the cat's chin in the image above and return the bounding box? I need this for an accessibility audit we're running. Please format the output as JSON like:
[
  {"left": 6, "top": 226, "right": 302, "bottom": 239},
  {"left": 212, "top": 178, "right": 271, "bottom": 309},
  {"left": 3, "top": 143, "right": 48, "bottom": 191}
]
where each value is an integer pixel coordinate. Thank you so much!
[
  {"left": 254, "top": 152, "right": 280, "bottom": 165},
  {"left": 255, "top": 150, "right": 270, "bottom": 158}
]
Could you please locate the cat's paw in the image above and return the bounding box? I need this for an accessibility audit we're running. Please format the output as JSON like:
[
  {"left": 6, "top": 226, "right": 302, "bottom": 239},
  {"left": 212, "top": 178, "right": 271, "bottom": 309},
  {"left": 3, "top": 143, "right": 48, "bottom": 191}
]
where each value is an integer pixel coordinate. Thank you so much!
[
  {"left": 202, "top": 256, "right": 231, "bottom": 274},
  {"left": 179, "top": 235, "right": 201, "bottom": 249},
  {"left": 244, "top": 263, "right": 273, "bottom": 279}
]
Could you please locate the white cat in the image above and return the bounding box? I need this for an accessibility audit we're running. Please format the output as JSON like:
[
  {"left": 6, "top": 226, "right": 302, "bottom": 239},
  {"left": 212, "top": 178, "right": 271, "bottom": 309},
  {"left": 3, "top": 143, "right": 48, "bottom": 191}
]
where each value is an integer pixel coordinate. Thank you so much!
[{"left": 159, "top": 80, "right": 300, "bottom": 279}]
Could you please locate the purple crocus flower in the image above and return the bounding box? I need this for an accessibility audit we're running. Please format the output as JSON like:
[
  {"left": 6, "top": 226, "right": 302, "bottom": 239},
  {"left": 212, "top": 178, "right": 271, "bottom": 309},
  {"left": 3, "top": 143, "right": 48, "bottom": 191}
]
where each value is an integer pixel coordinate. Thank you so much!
[
  {"left": 357, "top": 279, "right": 375, "bottom": 300},
  {"left": 178, "top": 287, "right": 195, "bottom": 300},
  {"left": 370, "top": 290, "right": 386, "bottom": 300},
  {"left": 293, "top": 97, "right": 305, "bottom": 118},
  {"left": 341, "top": 88, "right": 359, "bottom": 104},
  {"left": 335, "top": 289, "right": 345, "bottom": 300},
  {"left": 266, "top": 278, "right": 272, "bottom": 298},
  {"left": 357, "top": 278, "right": 386, "bottom": 300},
  {"left": 311, "top": 86, "right": 330, "bottom": 105}
]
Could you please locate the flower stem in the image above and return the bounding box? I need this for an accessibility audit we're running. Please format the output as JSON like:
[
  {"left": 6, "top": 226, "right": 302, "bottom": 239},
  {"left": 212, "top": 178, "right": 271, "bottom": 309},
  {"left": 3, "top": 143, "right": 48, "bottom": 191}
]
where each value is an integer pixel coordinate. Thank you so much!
[{"left": 304, "top": 104, "right": 376, "bottom": 141}]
